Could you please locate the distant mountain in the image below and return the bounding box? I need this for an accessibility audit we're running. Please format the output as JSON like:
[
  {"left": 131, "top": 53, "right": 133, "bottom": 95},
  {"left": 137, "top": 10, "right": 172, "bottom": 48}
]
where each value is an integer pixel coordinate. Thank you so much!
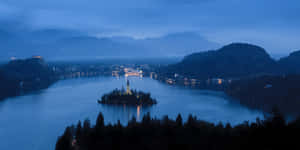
[
  {"left": 162, "top": 43, "right": 278, "bottom": 79},
  {"left": 0, "top": 29, "right": 219, "bottom": 60},
  {"left": 46, "top": 36, "right": 148, "bottom": 59},
  {"left": 139, "top": 32, "right": 220, "bottom": 56},
  {"left": 278, "top": 50, "right": 300, "bottom": 74},
  {"left": 24, "top": 29, "right": 83, "bottom": 44}
]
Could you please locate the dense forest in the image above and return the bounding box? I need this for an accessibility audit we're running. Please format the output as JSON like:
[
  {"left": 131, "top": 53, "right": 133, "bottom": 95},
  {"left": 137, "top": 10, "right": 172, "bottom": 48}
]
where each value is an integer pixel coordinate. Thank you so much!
[
  {"left": 160, "top": 43, "right": 278, "bottom": 79},
  {"left": 56, "top": 110, "right": 300, "bottom": 150},
  {"left": 156, "top": 43, "right": 300, "bottom": 115},
  {"left": 227, "top": 75, "right": 300, "bottom": 115},
  {"left": 160, "top": 43, "right": 300, "bottom": 79},
  {"left": 278, "top": 50, "right": 300, "bottom": 74},
  {"left": 0, "top": 57, "right": 57, "bottom": 100}
]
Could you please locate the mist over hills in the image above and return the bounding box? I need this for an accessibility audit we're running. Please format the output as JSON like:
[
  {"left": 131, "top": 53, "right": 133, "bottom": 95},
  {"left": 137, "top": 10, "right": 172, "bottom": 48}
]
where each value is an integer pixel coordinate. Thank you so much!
[{"left": 0, "top": 29, "right": 219, "bottom": 60}]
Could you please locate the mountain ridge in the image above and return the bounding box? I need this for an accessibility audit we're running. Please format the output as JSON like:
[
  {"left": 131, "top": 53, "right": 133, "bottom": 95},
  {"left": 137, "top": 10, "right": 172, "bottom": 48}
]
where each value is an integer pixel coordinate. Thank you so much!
[
  {"left": 278, "top": 50, "right": 300, "bottom": 74},
  {"left": 0, "top": 29, "right": 219, "bottom": 60},
  {"left": 162, "top": 43, "right": 279, "bottom": 79}
]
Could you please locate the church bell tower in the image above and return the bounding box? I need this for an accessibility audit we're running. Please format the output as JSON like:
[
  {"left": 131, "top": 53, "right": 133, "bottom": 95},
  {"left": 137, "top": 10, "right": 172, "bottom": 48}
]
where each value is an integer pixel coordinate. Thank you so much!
[{"left": 126, "top": 80, "right": 132, "bottom": 95}]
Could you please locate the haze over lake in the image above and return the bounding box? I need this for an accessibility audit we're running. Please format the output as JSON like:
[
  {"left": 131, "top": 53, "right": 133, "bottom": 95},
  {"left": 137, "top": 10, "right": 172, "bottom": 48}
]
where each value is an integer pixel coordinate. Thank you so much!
[{"left": 0, "top": 77, "right": 263, "bottom": 150}]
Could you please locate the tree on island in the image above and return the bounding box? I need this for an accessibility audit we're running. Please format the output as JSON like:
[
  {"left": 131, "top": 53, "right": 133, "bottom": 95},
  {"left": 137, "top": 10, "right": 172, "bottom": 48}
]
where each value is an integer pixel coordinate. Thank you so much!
[{"left": 98, "top": 80, "right": 157, "bottom": 105}]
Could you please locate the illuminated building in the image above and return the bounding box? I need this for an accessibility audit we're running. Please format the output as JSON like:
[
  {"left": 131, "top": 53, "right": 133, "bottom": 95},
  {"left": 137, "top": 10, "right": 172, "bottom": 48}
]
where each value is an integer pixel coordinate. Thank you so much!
[
  {"left": 184, "top": 81, "right": 190, "bottom": 86},
  {"left": 166, "top": 78, "right": 174, "bottom": 84},
  {"left": 126, "top": 80, "right": 132, "bottom": 95},
  {"left": 211, "top": 78, "right": 224, "bottom": 85},
  {"left": 150, "top": 72, "right": 158, "bottom": 79},
  {"left": 218, "top": 79, "right": 223, "bottom": 85},
  {"left": 124, "top": 68, "right": 129, "bottom": 73},
  {"left": 10, "top": 57, "right": 17, "bottom": 61},
  {"left": 112, "top": 71, "right": 119, "bottom": 77},
  {"left": 125, "top": 72, "right": 140, "bottom": 77},
  {"left": 191, "top": 79, "right": 197, "bottom": 85},
  {"left": 124, "top": 68, "right": 143, "bottom": 77},
  {"left": 32, "top": 56, "right": 43, "bottom": 59},
  {"left": 150, "top": 72, "right": 155, "bottom": 79}
]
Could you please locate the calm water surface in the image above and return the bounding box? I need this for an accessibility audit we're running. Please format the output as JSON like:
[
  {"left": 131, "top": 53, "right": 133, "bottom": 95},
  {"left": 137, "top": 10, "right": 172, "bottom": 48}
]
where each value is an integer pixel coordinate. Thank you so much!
[{"left": 0, "top": 77, "right": 263, "bottom": 150}]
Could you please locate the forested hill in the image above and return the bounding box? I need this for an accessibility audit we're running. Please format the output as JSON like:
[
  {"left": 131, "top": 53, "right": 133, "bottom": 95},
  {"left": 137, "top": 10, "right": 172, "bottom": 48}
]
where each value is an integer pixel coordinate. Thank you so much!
[
  {"left": 161, "top": 43, "right": 281, "bottom": 79},
  {"left": 159, "top": 44, "right": 300, "bottom": 115},
  {"left": 226, "top": 75, "right": 300, "bottom": 115},
  {"left": 0, "top": 57, "right": 57, "bottom": 100},
  {"left": 278, "top": 50, "right": 300, "bottom": 74}
]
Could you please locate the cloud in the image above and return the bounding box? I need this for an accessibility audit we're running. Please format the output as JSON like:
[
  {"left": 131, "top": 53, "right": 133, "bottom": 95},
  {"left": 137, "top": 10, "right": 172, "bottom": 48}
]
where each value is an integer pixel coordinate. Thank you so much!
[
  {"left": 0, "top": 0, "right": 299, "bottom": 54},
  {"left": 1, "top": 0, "right": 299, "bottom": 30}
]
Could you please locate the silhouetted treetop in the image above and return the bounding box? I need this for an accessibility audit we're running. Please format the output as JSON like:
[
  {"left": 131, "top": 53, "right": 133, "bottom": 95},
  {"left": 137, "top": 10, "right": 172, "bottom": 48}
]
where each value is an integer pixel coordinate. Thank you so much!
[{"left": 56, "top": 111, "right": 300, "bottom": 150}]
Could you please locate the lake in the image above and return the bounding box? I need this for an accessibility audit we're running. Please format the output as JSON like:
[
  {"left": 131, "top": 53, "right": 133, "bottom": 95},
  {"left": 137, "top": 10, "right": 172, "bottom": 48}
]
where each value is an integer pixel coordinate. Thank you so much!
[{"left": 0, "top": 76, "right": 263, "bottom": 150}]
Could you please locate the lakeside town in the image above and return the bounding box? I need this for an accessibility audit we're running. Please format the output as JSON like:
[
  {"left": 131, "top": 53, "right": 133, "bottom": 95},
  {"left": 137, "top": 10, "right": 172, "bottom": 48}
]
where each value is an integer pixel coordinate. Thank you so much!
[{"left": 47, "top": 57, "right": 230, "bottom": 90}]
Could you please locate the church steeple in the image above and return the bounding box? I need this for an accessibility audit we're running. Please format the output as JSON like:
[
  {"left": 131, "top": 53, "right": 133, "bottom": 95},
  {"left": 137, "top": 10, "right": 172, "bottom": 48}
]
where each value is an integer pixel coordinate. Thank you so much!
[{"left": 126, "top": 80, "right": 132, "bottom": 95}]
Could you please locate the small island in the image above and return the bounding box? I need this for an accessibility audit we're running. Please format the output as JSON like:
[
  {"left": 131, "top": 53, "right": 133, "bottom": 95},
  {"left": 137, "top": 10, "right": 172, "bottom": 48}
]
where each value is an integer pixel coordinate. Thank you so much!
[{"left": 98, "top": 80, "right": 157, "bottom": 106}]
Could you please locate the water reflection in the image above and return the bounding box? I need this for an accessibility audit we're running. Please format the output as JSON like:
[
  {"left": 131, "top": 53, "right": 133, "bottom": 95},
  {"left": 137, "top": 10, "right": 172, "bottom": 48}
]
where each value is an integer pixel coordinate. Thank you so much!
[
  {"left": 137, "top": 105, "right": 141, "bottom": 120},
  {"left": 99, "top": 104, "right": 152, "bottom": 124}
]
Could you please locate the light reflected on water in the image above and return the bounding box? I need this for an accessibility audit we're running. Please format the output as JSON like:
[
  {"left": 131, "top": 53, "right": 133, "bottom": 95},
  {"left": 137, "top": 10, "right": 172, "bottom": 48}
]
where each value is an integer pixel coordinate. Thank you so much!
[{"left": 137, "top": 105, "right": 141, "bottom": 120}]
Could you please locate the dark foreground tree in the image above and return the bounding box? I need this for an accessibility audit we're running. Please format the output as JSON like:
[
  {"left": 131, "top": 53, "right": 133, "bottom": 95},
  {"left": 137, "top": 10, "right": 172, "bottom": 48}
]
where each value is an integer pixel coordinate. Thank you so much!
[
  {"left": 56, "top": 110, "right": 300, "bottom": 150},
  {"left": 55, "top": 127, "right": 73, "bottom": 150}
]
